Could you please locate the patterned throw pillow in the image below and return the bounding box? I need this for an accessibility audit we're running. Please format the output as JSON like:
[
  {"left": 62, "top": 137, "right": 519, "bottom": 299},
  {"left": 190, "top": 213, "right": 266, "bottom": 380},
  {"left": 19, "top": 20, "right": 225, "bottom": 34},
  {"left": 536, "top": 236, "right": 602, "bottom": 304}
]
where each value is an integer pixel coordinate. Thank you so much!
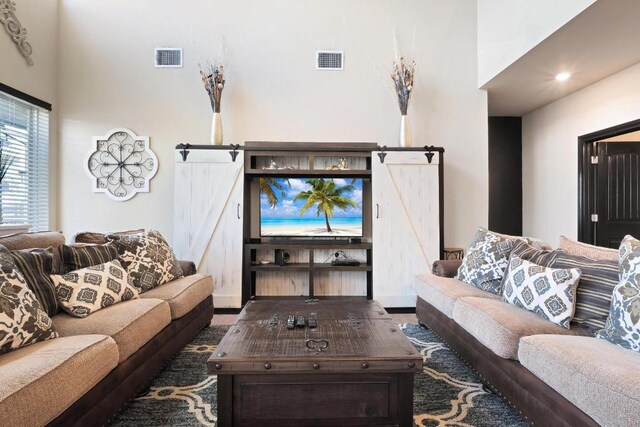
[
  {"left": 0, "top": 266, "right": 58, "bottom": 354},
  {"left": 113, "top": 230, "right": 183, "bottom": 293},
  {"left": 51, "top": 260, "right": 139, "bottom": 318},
  {"left": 57, "top": 242, "right": 119, "bottom": 273},
  {"left": 597, "top": 235, "right": 640, "bottom": 352},
  {"left": 552, "top": 252, "right": 618, "bottom": 332},
  {"left": 11, "top": 247, "right": 59, "bottom": 317},
  {"left": 502, "top": 255, "right": 582, "bottom": 328},
  {"left": 456, "top": 228, "right": 518, "bottom": 294},
  {"left": 509, "top": 240, "right": 561, "bottom": 266}
]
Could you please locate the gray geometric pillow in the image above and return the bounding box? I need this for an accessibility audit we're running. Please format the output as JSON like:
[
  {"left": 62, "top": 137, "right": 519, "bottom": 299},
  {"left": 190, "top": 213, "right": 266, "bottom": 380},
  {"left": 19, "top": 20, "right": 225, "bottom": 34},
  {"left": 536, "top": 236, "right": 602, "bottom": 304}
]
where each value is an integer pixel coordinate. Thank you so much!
[
  {"left": 597, "top": 235, "right": 640, "bottom": 352},
  {"left": 456, "top": 227, "right": 517, "bottom": 294}
]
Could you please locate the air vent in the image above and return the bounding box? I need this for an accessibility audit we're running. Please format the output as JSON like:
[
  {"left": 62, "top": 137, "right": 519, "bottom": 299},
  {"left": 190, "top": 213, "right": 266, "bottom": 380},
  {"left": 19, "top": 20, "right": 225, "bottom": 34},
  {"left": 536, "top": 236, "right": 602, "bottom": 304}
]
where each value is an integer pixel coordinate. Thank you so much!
[
  {"left": 155, "top": 48, "right": 183, "bottom": 68},
  {"left": 316, "top": 51, "right": 343, "bottom": 70}
]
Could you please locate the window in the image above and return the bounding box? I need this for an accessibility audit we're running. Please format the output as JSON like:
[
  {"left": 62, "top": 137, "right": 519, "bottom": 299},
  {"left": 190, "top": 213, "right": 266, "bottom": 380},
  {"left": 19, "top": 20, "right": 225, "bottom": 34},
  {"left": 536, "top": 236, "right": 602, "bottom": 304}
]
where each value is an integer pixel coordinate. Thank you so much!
[{"left": 0, "top": 91, "right": 49, "bottom": 231}]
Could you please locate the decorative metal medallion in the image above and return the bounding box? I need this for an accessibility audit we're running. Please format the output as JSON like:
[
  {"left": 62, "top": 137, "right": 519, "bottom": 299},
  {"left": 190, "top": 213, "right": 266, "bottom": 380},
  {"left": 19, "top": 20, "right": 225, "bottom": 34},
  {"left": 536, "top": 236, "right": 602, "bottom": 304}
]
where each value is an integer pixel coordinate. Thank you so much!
[
  {"left": 85, "top": 128, "right": 158, "bottom": 201},
  {"left": 0, "top": 0, "right": 33, "bottom": 65}
]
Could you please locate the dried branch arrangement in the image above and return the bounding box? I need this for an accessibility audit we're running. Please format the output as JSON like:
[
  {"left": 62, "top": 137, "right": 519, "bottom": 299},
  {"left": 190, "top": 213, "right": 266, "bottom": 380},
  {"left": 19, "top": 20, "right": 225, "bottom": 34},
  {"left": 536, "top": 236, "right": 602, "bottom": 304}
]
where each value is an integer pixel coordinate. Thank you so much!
[
  {"left": 198, "top": 63, "right": 225, "bottom": 113},
  {"left": 391, "top": 57, "right": 415, "bottom": 115}
]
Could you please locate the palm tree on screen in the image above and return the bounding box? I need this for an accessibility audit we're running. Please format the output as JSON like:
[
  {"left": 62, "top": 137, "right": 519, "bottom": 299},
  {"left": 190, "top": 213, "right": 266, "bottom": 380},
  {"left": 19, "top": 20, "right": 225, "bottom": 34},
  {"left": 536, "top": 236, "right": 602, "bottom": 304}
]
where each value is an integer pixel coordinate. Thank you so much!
[
  {"left": 294, "top": 179, "right": 358, "bottom": 232},
  {"left": 259, "top": 177, "right": 288, "bottom": 208}
]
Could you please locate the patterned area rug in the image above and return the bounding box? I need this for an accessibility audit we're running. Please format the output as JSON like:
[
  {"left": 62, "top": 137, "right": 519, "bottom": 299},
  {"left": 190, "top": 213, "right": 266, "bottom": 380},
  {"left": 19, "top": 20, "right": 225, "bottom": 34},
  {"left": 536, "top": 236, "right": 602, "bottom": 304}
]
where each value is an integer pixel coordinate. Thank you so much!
[{"left": 111, "top": 324, "right": 528, "bottom": 426}]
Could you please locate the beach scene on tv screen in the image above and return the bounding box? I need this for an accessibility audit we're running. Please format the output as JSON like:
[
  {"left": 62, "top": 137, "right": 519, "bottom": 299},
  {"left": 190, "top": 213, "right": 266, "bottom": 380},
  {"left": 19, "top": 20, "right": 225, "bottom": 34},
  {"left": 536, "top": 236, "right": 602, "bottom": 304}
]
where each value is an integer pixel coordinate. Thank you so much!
[{"left": 260, "top": 177, "right": 363, "bottom": 237}]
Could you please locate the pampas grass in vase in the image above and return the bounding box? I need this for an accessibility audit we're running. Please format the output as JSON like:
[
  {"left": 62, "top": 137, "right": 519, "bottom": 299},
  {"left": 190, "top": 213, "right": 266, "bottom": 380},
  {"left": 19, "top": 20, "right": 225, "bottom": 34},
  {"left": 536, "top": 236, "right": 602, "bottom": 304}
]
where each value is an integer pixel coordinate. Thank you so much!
[
  {"left": 199, "top": 63, "right": 225, "bottom": 145},
  {"left": 391, "top": 57, "right": 415, "bottom": 147}
]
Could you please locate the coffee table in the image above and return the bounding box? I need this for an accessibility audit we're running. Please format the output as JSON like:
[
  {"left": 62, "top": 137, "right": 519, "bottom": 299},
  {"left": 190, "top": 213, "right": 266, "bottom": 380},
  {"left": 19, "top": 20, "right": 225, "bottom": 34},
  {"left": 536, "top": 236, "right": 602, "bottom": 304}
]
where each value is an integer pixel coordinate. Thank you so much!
[{"left": 208, "top": 298, "right": 422, "bottom": 427}]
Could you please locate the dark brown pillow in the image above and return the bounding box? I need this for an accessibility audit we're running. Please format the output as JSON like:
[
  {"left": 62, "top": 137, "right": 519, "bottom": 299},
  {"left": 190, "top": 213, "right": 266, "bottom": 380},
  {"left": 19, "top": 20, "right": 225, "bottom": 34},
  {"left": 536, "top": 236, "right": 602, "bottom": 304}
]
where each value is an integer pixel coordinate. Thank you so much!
[
  {"left": 57, "top": 242, "right": 118, "bottom": 273},
  {"left": 113, "top": 230, "right": 183, "bottom": 292},
  {"left": 11, "top": 247, "right": 58, "bottom": 317}
]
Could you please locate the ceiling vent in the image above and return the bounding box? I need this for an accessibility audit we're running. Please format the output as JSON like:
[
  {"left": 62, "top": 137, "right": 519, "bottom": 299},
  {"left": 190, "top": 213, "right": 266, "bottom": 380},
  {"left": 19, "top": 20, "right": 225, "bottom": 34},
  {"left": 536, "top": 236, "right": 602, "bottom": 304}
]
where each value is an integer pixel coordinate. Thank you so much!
[
  {"left": 316, "top": 51, "right": 343, "bottom": 70},
  {"left": 155, "top": 48, "right": 183, "bottom": 68}
]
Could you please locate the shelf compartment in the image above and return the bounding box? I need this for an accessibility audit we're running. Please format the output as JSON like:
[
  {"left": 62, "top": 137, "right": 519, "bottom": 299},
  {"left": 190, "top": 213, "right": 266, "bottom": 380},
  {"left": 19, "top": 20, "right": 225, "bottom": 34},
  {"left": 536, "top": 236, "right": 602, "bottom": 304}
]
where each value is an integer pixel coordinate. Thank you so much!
[
  {"left": 250, "top": 263, "right": 372, "bottom": 272},
  {"left": 245, "top": 169, "right": 371, "bottom": 177},
  {"left": 246, "top": 242, "right": 372, "bottom": 250}
]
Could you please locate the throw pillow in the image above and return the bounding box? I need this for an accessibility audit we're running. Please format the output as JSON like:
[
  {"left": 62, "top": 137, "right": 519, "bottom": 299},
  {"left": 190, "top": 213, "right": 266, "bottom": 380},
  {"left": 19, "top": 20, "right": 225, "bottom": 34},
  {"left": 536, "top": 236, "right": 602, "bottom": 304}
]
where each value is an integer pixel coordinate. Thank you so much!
[
  {"left": 0, "top": 243, "right": 15, "bottom": 267},
  {"left": 113, "top": 230, "right": 183, "bottom": 293},
  {"left": 509, "top": 240, "right": 561, "bottom": 267},
  {"left": 11, "top": 247, "right": 59, "bottom": 317},
  {"left": 552, "top": 251, "right": 618, "bottom": 332},
  {"left": 456, "top": 227, "right": 518, "bottom": 294},
  {"left": 0, "top": 266, "right": 57, "bottom": 354},
  {"left": 558, "top": 235, "right": 618, "bottom": 261},
  {"left": 495, "top": 232, "right": 553, "bottom": 251},
  {"left": 57, "top": 242, "right": 118, "bottom": 273},
  {"left": 597, "top": 235, "right": 640, "bottom": 351},
  {"left": 74, "top": 228, "right": 145, "bottom": 245},
  {"left": 502, "top": 255, "right": 581, "bottom": 329},
  {"left": 51, "top": 260, "right": 139, "bottom": 318}
]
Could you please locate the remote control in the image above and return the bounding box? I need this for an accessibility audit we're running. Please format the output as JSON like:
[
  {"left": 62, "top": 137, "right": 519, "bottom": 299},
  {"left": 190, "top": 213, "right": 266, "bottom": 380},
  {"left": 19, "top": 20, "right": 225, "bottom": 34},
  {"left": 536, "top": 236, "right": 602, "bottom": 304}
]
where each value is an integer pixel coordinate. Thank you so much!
[
  {"left": 295, "top": 315, "right": 306, "bottom": 328},
  {"left": 286, "top": 315, "right": 295, "bottom": 330},
  {"left": 307, "top": 316, "right": 317, "bottom": 328}
]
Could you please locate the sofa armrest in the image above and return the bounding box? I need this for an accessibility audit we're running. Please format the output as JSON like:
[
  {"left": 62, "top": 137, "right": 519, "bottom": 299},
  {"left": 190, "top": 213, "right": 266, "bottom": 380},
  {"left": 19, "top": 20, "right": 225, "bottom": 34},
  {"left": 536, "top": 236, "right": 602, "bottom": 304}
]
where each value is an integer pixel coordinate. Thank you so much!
[
  {"left": 178, "top": 260, "right": 197, "bottom": 277},
  {"left": 432, "top": 260, "right": 462, "bottom": 278}
]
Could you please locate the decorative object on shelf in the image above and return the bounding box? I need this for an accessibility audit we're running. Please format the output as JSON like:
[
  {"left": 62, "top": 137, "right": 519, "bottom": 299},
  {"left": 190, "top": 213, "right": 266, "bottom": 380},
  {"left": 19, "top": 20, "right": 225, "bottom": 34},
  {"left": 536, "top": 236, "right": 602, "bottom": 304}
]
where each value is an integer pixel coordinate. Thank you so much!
[
  {"left": 198, "top": 62, "right": 225, "bottom": 145},
  {"left": 0, "top": 0, "right": 33, "bottom": 65},
  {"left": 444, "top": 247, "right": 464, "bottom": 260},
  {"left": 391, "top": 57, "right": 415, "bottom": 147},
  {"left": 85, "top": 128, "right": 158, "bottom": 201},
  {"left": 327, "top": 157, "right": 348, "bottom": 170}
]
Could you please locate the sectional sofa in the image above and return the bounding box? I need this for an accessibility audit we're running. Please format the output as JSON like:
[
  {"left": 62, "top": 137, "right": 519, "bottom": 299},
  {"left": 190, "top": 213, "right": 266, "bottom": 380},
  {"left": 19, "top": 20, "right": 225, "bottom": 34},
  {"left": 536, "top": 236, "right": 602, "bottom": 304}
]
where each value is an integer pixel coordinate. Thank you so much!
[
  {"left": 0, "top": 231, "right": 214, "bottom": 426},
  {"left": 417, "top": 258, "right": 639, "bottom": 427}
]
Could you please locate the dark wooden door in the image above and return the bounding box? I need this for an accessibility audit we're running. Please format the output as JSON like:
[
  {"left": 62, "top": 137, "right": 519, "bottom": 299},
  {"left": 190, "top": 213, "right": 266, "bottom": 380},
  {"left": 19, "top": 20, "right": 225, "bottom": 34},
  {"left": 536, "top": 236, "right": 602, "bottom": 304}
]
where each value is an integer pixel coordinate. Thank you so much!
[{"left": 596, "top": 141, "right": 640, "bottom": 248}]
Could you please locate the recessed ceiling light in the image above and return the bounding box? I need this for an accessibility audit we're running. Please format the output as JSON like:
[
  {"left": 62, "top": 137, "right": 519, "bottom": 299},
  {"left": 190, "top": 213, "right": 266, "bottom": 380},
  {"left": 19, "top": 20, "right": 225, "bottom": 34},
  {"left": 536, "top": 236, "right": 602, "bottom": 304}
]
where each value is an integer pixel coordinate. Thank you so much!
[{"left": 555, "top": 72, "right": 571, "bottom": 81}]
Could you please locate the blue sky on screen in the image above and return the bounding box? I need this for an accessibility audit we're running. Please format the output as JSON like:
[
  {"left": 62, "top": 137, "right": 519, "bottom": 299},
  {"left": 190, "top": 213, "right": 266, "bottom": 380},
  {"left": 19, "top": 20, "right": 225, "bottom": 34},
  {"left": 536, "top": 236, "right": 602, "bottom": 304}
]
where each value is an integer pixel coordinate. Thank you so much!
[{"left": 260, "top": 178, "right": 363, "bottom": 218}]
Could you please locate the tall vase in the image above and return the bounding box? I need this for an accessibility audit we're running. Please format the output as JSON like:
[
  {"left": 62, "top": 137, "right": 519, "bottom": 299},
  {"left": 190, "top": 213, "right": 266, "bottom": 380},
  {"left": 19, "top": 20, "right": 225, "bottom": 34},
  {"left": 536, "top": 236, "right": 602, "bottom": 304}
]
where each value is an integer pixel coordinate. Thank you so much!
[
  {"left": 211, "top": 112, "right": 223, "bottom": 145},
  {"left": 399, "top": 115, "right": 412, "bottom": 147}
]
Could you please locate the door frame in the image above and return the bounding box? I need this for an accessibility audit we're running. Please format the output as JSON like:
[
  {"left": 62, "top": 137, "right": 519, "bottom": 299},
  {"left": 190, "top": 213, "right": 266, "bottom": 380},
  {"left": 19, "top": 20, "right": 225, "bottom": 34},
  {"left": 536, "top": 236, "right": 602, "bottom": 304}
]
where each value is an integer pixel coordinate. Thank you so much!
[{"left": 578, "top": 118, "right": 640, "bottom": 244}]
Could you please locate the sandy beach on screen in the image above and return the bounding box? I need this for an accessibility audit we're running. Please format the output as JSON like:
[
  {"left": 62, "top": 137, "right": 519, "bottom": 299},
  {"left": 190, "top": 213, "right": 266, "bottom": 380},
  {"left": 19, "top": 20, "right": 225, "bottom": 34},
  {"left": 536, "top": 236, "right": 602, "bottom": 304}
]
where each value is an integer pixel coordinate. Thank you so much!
[{"left": 262, "top": 226, "right": 362, "bottom": 236}]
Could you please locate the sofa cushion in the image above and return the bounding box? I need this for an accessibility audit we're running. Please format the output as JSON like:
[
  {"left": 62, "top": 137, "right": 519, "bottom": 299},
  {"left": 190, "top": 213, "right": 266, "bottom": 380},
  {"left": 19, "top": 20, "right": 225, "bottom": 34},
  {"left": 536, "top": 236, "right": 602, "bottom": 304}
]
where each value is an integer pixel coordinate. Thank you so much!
[
  {"left": 519, "top": 334, "right": 640, "bottom": 427},
  {"left": 0, "top": 334, "right": 118, "bottom": 426},
  {"left": 416, "top": 273, "right": 499, "bottom": 318},
  {"left": 559, "top": 235, "right": 618, "bottom": 261},
  {"left": 455, "top": 227, "right": 518, "bottom": 295},
  {"left": 113, "top": 230, "right": 183, "bottom": 293},
  {"left": 74, "top": 228, "right": 145, "bottom": 245},
  {"left": 452, "top": 296, "right": 579, "bottom": 360},
  {"left": 51, "top": 260, "right": 139, "bottom": 318},
  {"left": 0, "top": 266, "right": 58, "bottom": 354},
  {"left": 52, "top": 298, "right": 171, "bottom": 362},
  {"left": 10, "top": 247, "right": 59, "bottom": 316},
  {"left": 552, "top": 251, "right": 619, "bottom": 332},
  {"left": 501, "top": 255, "right": 581, "bottom": 329},
  {"left": 141, "top": 274, "right": 213, "bottom": 319},
  {"left": 0, "top": 231, "right": 65, "bottom": 251},
  {"left": 597, "top": 235, "right": 640, "bottom": 352},
  {"left": 57, "top": 242, "right": 119, "bottom": 273}
]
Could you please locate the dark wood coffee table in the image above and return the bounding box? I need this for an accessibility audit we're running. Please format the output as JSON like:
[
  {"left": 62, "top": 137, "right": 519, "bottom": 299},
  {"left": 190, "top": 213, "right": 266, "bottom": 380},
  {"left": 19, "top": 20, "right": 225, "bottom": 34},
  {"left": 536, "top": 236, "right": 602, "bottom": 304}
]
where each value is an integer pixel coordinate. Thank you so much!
[{"left": 208, "top": 298, "right": 422, "bottom": 427}]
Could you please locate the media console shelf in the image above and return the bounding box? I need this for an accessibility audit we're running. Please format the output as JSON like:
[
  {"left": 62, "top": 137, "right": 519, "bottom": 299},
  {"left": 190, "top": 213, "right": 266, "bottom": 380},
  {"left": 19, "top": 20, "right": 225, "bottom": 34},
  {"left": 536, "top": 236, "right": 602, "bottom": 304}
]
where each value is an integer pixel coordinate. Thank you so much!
[{"left": 173, "top": 141, "right": 444, "bottom": 308}]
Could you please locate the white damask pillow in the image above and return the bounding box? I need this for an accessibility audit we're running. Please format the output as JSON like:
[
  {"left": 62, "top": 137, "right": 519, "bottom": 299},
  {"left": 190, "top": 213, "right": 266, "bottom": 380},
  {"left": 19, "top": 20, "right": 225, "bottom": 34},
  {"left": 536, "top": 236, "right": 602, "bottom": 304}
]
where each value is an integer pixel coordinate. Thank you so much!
[
  {"left": 502, "top": 255, "right": 581, "bottom": 328},
  {"left": 456, "top": 228, "right": 518, "bottom": 294},
  {"left": 51, "top": 260, "right": 139, "bottom": 318},
  {"left": 597, "top": 235, "right": 640, "bottom": 352}
]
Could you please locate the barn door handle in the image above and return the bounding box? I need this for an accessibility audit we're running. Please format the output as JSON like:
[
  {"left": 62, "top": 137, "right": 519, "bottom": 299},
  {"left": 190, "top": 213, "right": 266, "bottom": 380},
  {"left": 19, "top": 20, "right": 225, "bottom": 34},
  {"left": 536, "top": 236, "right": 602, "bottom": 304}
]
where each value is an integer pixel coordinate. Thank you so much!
[
  {"left": 237, "top": 203, "right": 241, "bottom": 219},
  {"left": 376, "top": 204, "right": 380, "bottom": 219}
]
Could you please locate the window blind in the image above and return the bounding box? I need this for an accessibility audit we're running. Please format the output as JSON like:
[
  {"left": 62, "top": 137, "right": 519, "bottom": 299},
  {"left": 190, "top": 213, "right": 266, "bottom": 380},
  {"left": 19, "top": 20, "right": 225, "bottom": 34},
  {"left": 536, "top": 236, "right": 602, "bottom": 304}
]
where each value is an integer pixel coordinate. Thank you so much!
[{"left": 0, "top": 92, "right": 49, "bottom": 231}]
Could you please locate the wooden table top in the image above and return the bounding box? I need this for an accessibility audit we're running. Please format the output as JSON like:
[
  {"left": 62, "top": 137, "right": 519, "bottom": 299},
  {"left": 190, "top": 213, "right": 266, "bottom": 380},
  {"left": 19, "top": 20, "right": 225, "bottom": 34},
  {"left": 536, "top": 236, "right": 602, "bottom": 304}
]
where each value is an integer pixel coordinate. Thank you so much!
[{"left": 208, "top": 299, "right": 423, "bottom": 375}]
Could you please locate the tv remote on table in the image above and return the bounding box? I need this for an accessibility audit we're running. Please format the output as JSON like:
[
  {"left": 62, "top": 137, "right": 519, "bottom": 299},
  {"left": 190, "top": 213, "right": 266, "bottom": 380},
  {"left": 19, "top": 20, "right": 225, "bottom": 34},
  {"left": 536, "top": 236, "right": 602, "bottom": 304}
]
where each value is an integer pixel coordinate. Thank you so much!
[
  {"left": 307, "top": 317, "right": 317, "bottom": 328},
  {"left": 295, "top": 315, "right": 306, "bottom": 328},
  {"left": 286, "top": 315, "right": 295, "bottom": 330}
]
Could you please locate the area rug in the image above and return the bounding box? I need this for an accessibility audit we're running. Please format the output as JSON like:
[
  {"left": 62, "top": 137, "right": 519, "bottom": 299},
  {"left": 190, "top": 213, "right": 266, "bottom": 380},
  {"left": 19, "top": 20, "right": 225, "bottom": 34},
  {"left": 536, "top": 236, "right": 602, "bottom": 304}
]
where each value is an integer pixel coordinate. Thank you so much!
[{"left": 111, "top": 324, "right": 528, "bottom": 426}]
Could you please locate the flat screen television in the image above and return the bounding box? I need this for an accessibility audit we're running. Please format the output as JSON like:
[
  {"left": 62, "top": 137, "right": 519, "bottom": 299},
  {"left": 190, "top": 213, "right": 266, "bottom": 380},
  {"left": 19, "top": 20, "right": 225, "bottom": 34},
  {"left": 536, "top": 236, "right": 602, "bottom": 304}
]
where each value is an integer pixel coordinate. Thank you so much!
[{"left": 260, "top": 177, "right": 363, "bottom": 237}]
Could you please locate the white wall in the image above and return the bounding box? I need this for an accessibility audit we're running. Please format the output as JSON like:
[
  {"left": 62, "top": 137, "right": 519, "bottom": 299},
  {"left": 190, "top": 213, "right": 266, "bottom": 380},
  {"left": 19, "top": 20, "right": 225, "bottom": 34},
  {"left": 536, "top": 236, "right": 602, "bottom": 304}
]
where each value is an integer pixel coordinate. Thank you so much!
[
  {"left": 477, "top": 0, "right": 595, "bottom": 87},
  {"left": 523, "top": 61, "right": 640, "bottom": 244},
  {"left": 57, "top": 0, "right": 487, "bottom": 248},
  {"left": 0, "top": 0, "right": 59, "bottom": 230}
]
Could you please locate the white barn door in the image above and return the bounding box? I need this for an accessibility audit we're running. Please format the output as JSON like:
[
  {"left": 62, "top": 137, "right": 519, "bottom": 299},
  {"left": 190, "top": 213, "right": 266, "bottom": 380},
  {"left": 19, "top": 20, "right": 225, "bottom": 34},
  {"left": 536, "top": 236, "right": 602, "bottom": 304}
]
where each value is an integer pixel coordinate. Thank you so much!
[
  {"left": 372, "top": 151, "right": 440, "bottom": 307},
  {"left": 174, "top": 150, "right": 244, "bottom": 308}
]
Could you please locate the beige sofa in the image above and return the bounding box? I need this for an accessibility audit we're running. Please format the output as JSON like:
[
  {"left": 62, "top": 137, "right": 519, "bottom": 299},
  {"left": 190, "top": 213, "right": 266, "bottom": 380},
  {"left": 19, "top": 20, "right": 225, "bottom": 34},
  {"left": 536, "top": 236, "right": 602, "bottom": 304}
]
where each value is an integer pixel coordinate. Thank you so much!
[
  {"left": 416, "top": 265, "right": 640, "bottom": 427},
  {"left": 0, "top": 231, "right": 214, "bottom": 426}
]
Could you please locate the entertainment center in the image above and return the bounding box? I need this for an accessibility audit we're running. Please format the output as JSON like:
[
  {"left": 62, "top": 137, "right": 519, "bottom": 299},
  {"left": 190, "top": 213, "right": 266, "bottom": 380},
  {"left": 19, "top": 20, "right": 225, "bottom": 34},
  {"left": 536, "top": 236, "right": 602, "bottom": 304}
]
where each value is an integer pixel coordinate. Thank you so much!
[{"left": 174, "top": 142, "right": 443, "bottom": 308}]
